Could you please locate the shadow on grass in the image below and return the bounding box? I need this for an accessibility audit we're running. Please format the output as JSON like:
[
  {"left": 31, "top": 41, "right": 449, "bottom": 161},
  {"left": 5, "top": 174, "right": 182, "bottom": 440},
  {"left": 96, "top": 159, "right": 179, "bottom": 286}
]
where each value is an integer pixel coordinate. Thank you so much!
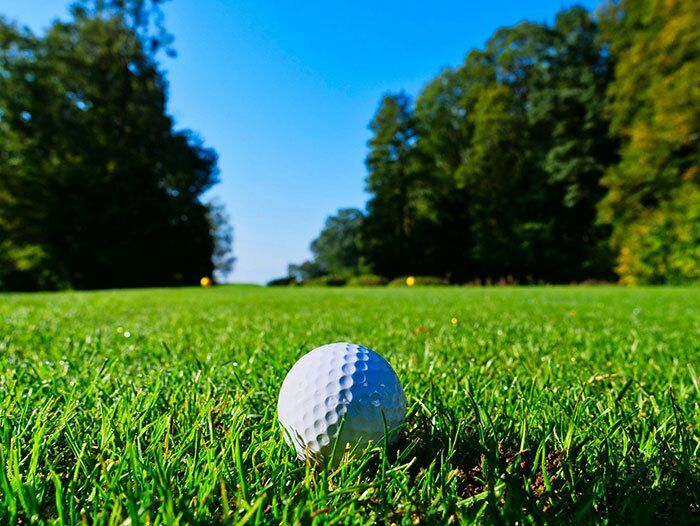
[{"left": 356, "top": 413, "right": 699, "bottom": 525}]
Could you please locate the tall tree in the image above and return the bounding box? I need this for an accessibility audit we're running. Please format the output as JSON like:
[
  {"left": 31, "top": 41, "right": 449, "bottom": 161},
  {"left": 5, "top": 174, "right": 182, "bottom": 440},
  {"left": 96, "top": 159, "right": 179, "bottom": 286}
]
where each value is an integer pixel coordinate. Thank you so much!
[
  {"left": 478, "top": 8, "right": 616, "bottom": 280},
  {"left": 0, "top": 3, "right": 231, "bottom": 290},
  {"left": 458, "top": 84, "right": 531, "bottom": 279},
  {"left": 534, "top": 8, "right": 617, "bottom": 279},
  {"left": 363, "top": 93, "right": 423, "bottom": 278},
  {"left": 412, "top": 67, "right": 480, "bottom": 281},
  {"left": 401, "top": 7, "right": 615, "bottom": 282},
  {"left": 599, "top": 0, "right": 699, "bottom": 284}
]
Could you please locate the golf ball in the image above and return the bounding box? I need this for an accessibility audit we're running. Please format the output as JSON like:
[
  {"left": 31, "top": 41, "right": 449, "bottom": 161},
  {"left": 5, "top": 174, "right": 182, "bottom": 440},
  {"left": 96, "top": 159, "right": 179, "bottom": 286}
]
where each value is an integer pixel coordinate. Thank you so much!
[{"left": 277, "top": 342, "right": 406, "bottom": 465}]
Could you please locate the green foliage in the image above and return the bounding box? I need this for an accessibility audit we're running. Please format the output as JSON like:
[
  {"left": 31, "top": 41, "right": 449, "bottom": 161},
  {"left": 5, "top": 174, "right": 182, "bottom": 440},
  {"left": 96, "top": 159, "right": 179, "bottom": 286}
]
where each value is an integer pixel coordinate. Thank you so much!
[
  {"left": 616, "top": 186, "right": 700, "bottom": 285},
  {"left": 71, "top": 0, "right": 174, "bottom": 53},
  {"left": 267, "top": 276, "right": 297, "bottom": 286},
  {"left": 346, "top": 274, "right": 388, "bottom": 287},
  {"left": 0, "top": 241, "right": 69, "bottom": 291},
  {"left": 459, "top": 84, "right": 529, "bottom": 277},
  {"left": 387, "top": 275, "right": 448, "bottom": 287},
  {"left": 302, "top": 274, "right": 348, "bottom": 287},
  {"left": 0, "top": 286, "right": 697, "bottom": 523},
  {"left": 362, "top": 93, "right": 434, "bottom": 278},
  {"left": 287, "top": 260, "right": 326, "bottom": 282},
  {"left": 356, "top": 7, "right": 617, "bottom": 283},
  {"left": 599, "top": 0, "right": 700, "bottom": 284},
  {"left": 0, "top": 4, "right": 230, "bottom": 291},
  {"left": 305, "top": 3, "right": 695, "bottom": 285},
  {"left": 310, "top": 208, "right": 367, "bottom": 275}
]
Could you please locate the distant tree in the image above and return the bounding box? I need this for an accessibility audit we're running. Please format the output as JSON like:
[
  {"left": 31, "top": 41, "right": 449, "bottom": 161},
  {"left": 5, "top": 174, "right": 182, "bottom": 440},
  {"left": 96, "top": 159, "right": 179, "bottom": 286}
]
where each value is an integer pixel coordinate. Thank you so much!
[
  {"left": 363, "top": 93, "right": 434, "bottom": 278},
  {"left": 412, "top": 68, "right": 477, "bottom": 281},
  {"left": 302, "top": 2, "right": 696, "bottom": 285},
  {"left": 310, "top": 208, "right": 366, "bottom": 275},
  {"left": 470, "top": 8, "right": 616, "bottom": 280},
  {"left": 531, "top": 7, "right": 617, "bottom": 279},
  {"left": 287, "top": 261, "right": 325, "bottom": 282},
  {"left": 208, "top": 199, "right": 236, "bottom": 281},
  {"left": 599, "top": 0, "right": 700, "bottom": 284},
  {"left": 458, "top": 83, "right": 531, "bottom": 279},
  {"left": 267, "top": 276, "right": 295, "bottom": 286},
  {"left": 0, "top": 3, "right": 232, "bottom": 290},
  {"left": 358, "top": 7, "right": 616, "bottom": 283}
]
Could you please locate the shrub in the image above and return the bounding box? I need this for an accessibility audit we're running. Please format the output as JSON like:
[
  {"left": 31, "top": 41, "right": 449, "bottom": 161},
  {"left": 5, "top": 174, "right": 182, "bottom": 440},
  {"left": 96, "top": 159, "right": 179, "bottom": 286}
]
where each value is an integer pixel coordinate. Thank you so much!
[
  {"left": 303, "top": 275, "right": 348, "bottom": 287},
  {"left": 347, "top": 274, "right": 388, "bottom": 287},
  {"left": 267, "top": 276, "right": 296, "bottom": 286},
  {"left": 387, "top": 275, "right": 448, "bottom": 287}
]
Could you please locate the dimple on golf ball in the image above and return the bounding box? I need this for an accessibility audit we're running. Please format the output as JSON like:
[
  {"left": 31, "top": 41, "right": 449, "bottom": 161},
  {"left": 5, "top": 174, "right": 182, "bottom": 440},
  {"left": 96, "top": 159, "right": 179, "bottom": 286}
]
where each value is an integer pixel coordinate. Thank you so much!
[{"left": 277, "top": 342, "right": 406, "bottom": 464}]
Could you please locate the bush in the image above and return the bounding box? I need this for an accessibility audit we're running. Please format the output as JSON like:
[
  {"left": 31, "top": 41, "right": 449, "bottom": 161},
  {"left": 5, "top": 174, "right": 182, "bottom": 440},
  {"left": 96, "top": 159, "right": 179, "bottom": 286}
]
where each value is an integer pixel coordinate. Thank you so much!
[
  {"left": 303, "top": 275, "right": 348, "bottom": 287},
  {"left": 347, "top": 274, "right": 388, "bottom": 287},
  {"left": 388, "top": 275, "right": 448, "bottom": 287},
  {"left": 267, "top": 276, "right": 296, "bottom": 286}
]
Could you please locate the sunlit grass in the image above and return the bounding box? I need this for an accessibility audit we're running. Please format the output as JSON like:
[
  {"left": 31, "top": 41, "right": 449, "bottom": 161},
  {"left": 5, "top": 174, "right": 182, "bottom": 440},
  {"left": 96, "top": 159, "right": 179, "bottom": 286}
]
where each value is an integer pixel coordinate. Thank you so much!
[{"left": 0, "top": 286, "right": 698, "bottom": 524}]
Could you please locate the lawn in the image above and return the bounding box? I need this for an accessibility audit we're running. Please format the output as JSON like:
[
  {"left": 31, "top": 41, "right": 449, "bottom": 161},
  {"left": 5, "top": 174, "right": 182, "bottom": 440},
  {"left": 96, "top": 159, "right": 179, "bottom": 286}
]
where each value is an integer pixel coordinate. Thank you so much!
[{"left": 0, "top": 286, "right": 698, "bottom": 524}]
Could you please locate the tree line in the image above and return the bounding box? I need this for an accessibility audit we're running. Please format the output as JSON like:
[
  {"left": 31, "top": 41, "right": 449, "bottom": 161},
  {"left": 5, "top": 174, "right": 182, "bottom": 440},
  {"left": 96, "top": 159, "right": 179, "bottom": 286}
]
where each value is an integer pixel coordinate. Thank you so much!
[
  {"left": 0, "top": 0, "right": 233, "bottom": 291},
  {"left": 286, "top": 0, "right": 698, "bottom": 286}
]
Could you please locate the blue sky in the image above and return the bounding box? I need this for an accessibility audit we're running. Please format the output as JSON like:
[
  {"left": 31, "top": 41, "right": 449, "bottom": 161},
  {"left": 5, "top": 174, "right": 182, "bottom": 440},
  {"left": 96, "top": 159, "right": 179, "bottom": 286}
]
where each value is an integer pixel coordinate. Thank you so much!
[{"left": 4, "top": 0, "right": 599, "bottom": 283}]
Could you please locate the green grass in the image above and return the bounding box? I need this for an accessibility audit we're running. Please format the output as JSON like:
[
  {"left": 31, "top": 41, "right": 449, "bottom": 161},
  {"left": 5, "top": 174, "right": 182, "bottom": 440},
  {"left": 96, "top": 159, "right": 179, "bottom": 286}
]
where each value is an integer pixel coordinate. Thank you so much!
[{"left": 0, "top": 286, "right": 698, "bottom": 524}]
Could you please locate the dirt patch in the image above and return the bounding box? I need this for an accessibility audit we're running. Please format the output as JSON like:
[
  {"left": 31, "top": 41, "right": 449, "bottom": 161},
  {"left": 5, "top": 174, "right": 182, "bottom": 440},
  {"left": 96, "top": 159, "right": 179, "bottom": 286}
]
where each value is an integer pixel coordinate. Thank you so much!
[
  {"left": 452, "top": 446, "right": 566, "bottom": 501},
  {"left": 532, "top": 450, "right": 565, "bottom": 498}
]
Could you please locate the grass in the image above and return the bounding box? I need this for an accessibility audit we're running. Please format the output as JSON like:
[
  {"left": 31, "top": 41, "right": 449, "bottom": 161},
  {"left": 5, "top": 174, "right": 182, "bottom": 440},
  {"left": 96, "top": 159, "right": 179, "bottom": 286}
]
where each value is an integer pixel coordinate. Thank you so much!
[{"left": 0, "top": 285, "right": 698, "bottom": 525}]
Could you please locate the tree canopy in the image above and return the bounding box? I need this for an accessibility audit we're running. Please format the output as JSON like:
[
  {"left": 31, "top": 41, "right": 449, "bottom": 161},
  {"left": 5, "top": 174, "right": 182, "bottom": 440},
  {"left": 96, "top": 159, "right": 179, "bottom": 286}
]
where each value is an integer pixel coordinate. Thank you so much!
[
  {"left": 294, "top": 1, "right": 697, "bottom": 285},
  {"left": 310, "top": 208, "right": 366, "bottom": 276},
  {"left": 599, "top": 0, "right": 699, "bottom": 284},
  {"left": 0, "top": 1, "right": 231, "bottom": 290},
  {"left": 359, "top": 6, "right": 617, "bottom": 283}
]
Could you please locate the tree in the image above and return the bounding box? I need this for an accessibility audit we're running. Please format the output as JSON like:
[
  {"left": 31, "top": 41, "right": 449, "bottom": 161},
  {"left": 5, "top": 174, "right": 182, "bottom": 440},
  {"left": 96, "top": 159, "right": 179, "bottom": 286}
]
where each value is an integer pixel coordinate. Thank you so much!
[
  {"left": 208, "top": 199, "right": 236, "bottom": 280},
  {"left": 71, "top": 0, "right": 175, "bottom": 56},
  {"left": 531, "top": 7, "right": 617, "bottom": 279},
  {"left": 599, "top": 0, "right": 699, "bottom": 284},
  {"left": 0, "top": 3, "right": 232, "bottom": 290},
  {"left": 299, "top": 2, "right": 695, "bottom": 285},
  {"left": 475, "top": 8, "right": 616, "bottom": 280},
  {"left": 412, "top": 68, "right": 478, "bottom": 281},
  {"left": 458, "top": 84, "right": 531, "bottom": 279},
  {"left": 363, "top": 93, "right": 432, "bottom": 278},
  {"left": 310, "top": 208, "right": 366, "bottom": 275},
  {"left": 287, "top": 260, "right": 325, "bottom": 283},
  {"left": 362, "top": 7, "right": 617, "bottom": 282}
]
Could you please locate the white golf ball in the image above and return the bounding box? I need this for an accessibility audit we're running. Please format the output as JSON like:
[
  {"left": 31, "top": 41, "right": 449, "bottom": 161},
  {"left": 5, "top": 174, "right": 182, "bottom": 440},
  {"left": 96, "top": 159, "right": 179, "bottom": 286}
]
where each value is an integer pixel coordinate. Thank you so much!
[{"left": 278, "top": 342, "right": 406, "bottom": 465}]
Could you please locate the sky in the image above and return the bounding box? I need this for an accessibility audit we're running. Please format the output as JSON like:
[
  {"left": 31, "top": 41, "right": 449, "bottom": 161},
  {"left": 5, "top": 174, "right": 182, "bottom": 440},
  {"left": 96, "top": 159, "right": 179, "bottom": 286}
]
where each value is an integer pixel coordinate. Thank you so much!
[{"left": 3, "top": 0, "right": 599, "bottom": 284}]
